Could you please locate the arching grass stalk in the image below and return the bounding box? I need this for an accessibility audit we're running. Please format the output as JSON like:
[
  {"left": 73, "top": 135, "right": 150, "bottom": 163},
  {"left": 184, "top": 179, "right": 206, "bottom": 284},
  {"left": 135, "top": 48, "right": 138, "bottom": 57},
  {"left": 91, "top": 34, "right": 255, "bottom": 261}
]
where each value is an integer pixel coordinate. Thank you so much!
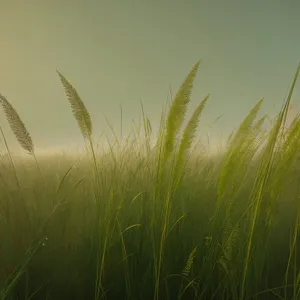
[
  {"left": 0, "top": 94, "right": 45, "bottom": 183},
  {"left": 56, "top": 71, "right": 106, "bottom": 300},
  {"left": 240, "top": 62, "right": 300, "bottom": 299},
  {"left": 0, "top": 94, "right": 43, "bottom": 244},
  {"left": 0, "top": 93, "right": 46, "bottom": 213},
  {"left": 0, "top": 90, "right": 76, "bottom": 299},
  {"left": 154, "top": 61, "right": 202, "bottom": 300}
]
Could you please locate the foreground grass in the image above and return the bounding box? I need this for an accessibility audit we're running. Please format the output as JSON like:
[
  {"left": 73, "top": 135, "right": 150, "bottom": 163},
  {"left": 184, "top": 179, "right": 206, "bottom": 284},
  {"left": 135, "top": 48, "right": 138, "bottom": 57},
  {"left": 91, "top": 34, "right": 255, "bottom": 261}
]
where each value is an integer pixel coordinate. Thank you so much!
[{"left": 0, "top": 61, "right": 300, "bottom": 299}]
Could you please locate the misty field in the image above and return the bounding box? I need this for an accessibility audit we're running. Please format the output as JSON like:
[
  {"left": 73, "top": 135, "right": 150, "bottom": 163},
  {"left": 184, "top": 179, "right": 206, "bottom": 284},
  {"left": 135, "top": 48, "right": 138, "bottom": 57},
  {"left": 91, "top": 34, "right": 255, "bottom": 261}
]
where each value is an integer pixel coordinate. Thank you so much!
[{"left": 0, "top": 61, "right": 300, "bottom": 300}]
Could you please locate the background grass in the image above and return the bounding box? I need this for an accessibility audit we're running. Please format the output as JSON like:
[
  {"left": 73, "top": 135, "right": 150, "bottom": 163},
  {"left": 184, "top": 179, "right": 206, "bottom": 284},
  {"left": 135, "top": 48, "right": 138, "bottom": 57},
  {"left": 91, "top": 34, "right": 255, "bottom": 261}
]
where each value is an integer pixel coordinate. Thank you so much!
[{"left": 0, "top": 61, "right": 300, "bottom": 299}]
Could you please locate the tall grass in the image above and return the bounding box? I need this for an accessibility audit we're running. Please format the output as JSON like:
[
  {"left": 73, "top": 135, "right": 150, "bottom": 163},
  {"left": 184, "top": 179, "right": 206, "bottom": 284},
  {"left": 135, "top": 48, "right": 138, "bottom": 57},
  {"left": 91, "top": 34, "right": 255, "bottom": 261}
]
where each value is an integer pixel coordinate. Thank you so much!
[{"left": 0, "top": 61, "right": 300, "bottom": 300}]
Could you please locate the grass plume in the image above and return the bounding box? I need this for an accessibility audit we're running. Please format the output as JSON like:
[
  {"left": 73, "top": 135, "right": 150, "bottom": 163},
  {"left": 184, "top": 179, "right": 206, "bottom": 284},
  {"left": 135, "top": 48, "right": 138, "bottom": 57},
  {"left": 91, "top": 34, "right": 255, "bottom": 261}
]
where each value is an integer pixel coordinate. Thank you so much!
[
  {"left": 57, "top": 71, "right": 92, "bottom": 139},
  {"left": 0, "top": 93, "right": 34, "bottom": 154}
]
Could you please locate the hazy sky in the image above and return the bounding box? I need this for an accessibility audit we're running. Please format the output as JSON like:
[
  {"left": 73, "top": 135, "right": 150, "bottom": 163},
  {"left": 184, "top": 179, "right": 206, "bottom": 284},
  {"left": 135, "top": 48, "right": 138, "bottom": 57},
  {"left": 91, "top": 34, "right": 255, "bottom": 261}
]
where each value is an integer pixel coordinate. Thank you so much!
[{"left": 0, "top": 0, "right": 300, "bottom": 153}]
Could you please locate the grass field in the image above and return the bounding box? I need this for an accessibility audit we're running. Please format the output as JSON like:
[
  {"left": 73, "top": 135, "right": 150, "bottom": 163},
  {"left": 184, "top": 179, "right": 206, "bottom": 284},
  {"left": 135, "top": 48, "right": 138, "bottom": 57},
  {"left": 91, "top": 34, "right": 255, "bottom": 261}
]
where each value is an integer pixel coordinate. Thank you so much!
[{"left": 0, "top": 61, "right": 300, "bottom": 299}]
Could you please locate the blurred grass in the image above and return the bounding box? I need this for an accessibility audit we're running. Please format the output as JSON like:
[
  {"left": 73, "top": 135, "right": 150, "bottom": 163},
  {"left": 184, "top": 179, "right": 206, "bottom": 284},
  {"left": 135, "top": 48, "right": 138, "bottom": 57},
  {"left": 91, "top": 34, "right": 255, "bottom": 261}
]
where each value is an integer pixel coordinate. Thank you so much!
[{"left": 0, "top": 62, "right": 300, "bottom": 299}]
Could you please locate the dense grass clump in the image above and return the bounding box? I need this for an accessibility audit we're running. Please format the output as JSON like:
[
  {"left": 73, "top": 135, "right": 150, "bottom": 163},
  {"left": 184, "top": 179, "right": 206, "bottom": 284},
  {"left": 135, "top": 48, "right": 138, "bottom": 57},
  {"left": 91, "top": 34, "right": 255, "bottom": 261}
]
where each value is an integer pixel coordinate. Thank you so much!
[{"left": 0, "top": 61, "right": 300, "bottom": 299}]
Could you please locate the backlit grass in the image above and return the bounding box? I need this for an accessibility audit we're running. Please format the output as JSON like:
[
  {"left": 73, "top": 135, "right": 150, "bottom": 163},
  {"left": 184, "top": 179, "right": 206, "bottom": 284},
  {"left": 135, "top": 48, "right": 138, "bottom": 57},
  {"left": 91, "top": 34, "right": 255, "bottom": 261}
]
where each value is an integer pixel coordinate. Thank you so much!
[{"left": 0, "top": 61, "right": 300, "bottom": 299}]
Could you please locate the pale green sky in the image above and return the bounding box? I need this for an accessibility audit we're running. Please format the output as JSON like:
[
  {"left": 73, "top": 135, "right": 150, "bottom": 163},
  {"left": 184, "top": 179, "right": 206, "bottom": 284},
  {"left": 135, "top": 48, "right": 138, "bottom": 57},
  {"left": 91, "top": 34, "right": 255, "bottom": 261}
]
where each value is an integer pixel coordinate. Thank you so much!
[{"left": 0, "top": 0, "right": 300, "bottom": 153}]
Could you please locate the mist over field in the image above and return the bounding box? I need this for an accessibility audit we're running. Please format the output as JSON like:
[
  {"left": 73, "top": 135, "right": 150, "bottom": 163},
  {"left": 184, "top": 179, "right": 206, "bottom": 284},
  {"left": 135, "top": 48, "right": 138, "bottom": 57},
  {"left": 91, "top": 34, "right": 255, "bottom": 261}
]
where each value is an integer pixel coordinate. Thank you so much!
[
  {"left": 1, "top": 1, "right": 300, "bottom": 300},
  {"left": 0, "top": 0, "right": 299, "bottom": 152}
]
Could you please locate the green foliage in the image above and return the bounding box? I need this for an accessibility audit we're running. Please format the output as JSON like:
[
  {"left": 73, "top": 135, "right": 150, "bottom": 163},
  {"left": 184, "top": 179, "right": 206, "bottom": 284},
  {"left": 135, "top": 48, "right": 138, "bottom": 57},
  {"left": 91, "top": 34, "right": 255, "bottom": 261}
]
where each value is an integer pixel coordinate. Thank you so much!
[
  {"left": 163, "top": 61, "right": 200, "bottom": 162},
  {"left": 0, "top": 61, "right": 300, "bottom": 300}
]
